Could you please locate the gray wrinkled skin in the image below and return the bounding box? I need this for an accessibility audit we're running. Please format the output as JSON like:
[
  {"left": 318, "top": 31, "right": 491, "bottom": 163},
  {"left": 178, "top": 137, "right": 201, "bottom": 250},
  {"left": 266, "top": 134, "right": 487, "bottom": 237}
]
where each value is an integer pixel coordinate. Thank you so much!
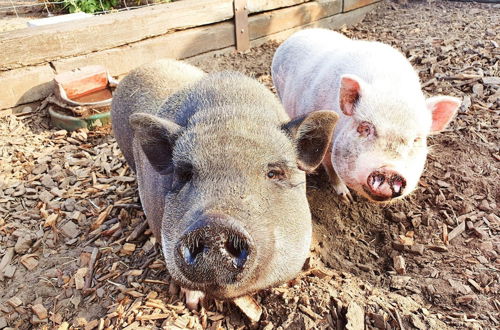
[{"left": 111, "top": 60, "right": 336, "bottom": 299}]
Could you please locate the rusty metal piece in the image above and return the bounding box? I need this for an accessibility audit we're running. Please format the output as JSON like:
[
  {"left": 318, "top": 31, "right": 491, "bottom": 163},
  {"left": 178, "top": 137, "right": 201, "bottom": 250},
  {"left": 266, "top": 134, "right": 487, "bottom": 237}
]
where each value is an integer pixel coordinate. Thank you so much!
[{"left": 234, "top": 0, "right": 249, "bottom": 52}]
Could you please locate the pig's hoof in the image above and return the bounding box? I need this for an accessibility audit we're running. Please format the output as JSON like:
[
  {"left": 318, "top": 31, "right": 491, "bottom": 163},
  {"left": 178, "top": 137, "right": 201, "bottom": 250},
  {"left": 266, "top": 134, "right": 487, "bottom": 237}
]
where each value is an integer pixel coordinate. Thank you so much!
[
  {"left": 181, "top": 288, "right": 205, "bottom": 310},
  {"left": 333, "top": 183, "right": 353, "bottom": 202}
]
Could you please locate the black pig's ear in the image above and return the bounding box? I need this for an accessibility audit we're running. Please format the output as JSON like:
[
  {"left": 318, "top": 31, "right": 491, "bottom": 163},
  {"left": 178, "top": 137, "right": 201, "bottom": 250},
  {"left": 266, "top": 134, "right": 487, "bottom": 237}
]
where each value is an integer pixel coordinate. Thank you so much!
[
  {"left": 283, "top": 110, "right": 338, "bottom": 172},
  {"left": 129, "top": 113, "right": 182, "bottom": 175}
]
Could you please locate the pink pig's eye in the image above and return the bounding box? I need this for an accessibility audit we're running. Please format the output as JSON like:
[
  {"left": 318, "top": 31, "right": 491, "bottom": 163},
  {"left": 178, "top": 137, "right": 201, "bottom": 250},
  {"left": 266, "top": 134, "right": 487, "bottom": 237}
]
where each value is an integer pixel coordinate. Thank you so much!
[{"left": 357, "top": 121, "right": 374, "bottom": 137}]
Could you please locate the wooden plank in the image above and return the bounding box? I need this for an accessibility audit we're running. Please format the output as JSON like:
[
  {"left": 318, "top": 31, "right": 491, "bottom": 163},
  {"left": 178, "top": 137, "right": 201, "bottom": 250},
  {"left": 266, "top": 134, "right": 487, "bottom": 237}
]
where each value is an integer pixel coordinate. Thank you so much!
[
  {"left": 248, "top": 0, "right": 342, "bottom": 40},
  {"left": 235, "top": 0, "right": 250, "bottom": 51},
  {"left": 52, "top": 23, "right": 236, "bottom": 77},
  {"left": 248, "top": 2, "right": 377, "bottom": 47},
  {"left": 0, "top": 64, "right": 54, "bottom": 109},
  {"left": 2, "top": 1, "right": 376, "bottom": 110},
  {"left": 344, "top": 0, "right": 380, "bottom": 12},
  {"left": 0, "top": 0, "right": 234, "bottom": 70},
  {"left": 247, "top": 0, "right": 311, "bottom": 13},
  {"left": 53, "top": 0, "right": 342, "bottom": 77}
]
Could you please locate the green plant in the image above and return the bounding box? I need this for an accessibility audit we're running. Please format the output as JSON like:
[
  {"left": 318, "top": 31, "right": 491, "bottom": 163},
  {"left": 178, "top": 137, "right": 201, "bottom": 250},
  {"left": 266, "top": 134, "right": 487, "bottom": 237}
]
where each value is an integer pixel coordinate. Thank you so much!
[{"left": 60, "top": 0, "right": 119, "bottom": 14}]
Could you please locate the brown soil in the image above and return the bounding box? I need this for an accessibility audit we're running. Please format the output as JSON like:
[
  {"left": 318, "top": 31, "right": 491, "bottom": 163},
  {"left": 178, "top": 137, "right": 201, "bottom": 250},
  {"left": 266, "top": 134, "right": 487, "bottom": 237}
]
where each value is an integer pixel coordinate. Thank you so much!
[{"left": 1, "top": 1, "right": 499, "bottom": 329}]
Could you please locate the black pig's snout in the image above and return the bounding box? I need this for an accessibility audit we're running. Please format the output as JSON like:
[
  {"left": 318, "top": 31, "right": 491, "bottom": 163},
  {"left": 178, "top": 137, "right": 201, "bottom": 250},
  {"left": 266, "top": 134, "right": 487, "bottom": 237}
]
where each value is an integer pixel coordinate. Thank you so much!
[{"left": 175, "top": 215, "right": 254, "bottom": 286}]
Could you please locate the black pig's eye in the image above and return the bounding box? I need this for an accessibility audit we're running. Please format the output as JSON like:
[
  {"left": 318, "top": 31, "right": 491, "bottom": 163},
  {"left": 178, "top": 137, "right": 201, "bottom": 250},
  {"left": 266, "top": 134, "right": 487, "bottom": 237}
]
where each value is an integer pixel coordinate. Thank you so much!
[
  {"left": 267, "top": 170, "right": 277, "bottom": 179},
  {"left": 357, "top": 121, "right": 375, "bottom": 137},
  {"left": 266, "top": 168, "right": 286, "bottom": 180},
  {"left": 414, "top": 137, "right": 422, "bottom": 143}
]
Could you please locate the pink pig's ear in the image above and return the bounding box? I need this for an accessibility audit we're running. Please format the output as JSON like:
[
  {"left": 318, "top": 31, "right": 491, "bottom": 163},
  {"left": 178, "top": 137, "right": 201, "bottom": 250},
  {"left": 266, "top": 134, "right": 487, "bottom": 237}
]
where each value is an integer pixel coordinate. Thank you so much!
[
  {"left": 339, "top": 74, "right": 363, "bottom": 116},
  {"left": 426, "top": 96, "right": 461, "bottom": 133}
]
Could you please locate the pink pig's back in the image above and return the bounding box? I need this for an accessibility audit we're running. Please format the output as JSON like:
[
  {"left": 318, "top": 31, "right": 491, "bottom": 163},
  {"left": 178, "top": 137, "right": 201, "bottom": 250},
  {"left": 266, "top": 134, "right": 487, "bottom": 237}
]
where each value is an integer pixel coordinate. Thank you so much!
[{"left": 271, "top": 28, "right": 420, "bottom": 119}]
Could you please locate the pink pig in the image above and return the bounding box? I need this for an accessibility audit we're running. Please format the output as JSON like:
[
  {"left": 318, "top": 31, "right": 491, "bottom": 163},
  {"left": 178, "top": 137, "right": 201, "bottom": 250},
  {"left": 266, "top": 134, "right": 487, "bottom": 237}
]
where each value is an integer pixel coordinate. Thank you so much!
[{"left": 272, "top": 29, "right": 460, "bottom": 202}]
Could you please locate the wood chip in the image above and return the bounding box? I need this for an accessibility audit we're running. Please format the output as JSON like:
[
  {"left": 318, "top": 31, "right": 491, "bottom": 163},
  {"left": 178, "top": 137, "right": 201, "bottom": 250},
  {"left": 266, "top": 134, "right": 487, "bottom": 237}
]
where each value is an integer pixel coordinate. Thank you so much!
[
  {"left": 409, "top": 244, "right": 425, "bottom": 256},
  {"left": 74, "top": 267, "right": 88, "bottom": 290},
  {"left": 456, "top": 294, "right": 476, "bottom": 304},
  {"left": 32, "top": 304, "right": 48, "bottom": 319},
  {"left": 57, "top": 322, "right": 70, "bottom": 330},
  {"left": 472, "top": 226, "right": 488, "bottom": 239},
  {"left": 390, "top": 276, "right": 411, "bottom": 290},
  {"left": 7, "top": 296, "right": 23, "bottom": 307},
  {"left": 44, "top": 213, "right": 59, "bottom": 228},
  {"left": 60, "top": 221, "right": 80, "bottom": 238},
  {"left": 467, "top": 279, "right": 483, "bottom": 293},
  {"left": 442, "top": 223, "right": 449, "bottom": 245},
  {"left": 0, "top": 247, "right": 14, "bottom": 280},
  {"left": 121, "top": 243, "right": 136, "bottom": 255},
  {"left": 298, "top": 305, "right": 321, "bottom": 320},
  {"left": 136, "top": 313, "right": 170, "bottom": 321},
  {"left": 126, "top": 221, "right": 148, "bottom": 242},
  {"left": 398, "top": 235, "right": 414, "bottom": 246},
  {"left": 84, "top": 247, "right": 100, "bottom": 292},
  {"left": 309, "top": 267, "right": 334, "bottom": 279},
  {"left": 393, "top": 255, "right": 406, "bottom": 275},
  {"left": 345, "top": 302, "right": 364, "bottom": 330},
  {"left": 3, "top": 265, "right": 16, "bottom": 278},
  {"left": 448, "top": 221, "right": 466, "bottom": 241},
  {"left": 20, "top": 254, "right": 39, "bottom": 270},
  {"left": 233, "top": 295, "right": 262, "bottom": 323},
  {"left": 428, "top": 245, "right": 448, "bottom": 252},
  {"left": 91, "top": 205, "right": 113, "bottom": 231}
]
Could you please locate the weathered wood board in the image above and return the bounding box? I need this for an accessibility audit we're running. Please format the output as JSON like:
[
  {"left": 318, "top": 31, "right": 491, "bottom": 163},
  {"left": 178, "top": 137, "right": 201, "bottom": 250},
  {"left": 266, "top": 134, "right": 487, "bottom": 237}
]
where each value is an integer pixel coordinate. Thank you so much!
[
  {"left": 0, "top": 0, "right": 235, "bottom": 70},
  {"left": 53, "top": 0, "right": 342, "bottom": 77},
  {"left": 0, "top": 0, "right": 379, "bottom": 111},
  {"left": 344, "top": 0, "right": 380, "bottom": 12}
]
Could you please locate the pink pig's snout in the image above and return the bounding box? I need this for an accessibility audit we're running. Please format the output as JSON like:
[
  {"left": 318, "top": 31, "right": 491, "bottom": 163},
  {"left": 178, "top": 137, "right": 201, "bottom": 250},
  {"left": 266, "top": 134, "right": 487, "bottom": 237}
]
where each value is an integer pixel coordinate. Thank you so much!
[{"left": 364, "top": 168, "right": 407, "bottom": 202}]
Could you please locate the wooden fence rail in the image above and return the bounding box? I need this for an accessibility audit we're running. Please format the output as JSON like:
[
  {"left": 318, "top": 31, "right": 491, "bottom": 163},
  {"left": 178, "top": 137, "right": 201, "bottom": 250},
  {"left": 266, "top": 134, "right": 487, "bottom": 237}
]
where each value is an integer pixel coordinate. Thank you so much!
[{"left": 0, "top": 0, "right": 380, "bottom": 112}]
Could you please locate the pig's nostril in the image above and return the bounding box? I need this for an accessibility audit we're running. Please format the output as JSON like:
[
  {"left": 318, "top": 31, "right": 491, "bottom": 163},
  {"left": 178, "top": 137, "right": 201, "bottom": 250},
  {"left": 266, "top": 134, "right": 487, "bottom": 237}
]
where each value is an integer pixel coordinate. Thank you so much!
[
  {"left": 390, "top": 175, "right": 406, "bottom": 197},
  {"left": 224, "top": 236, "right": 249, "bottom": 269},
  {"left": 182, "top": 241, "right": 206, "bottom": 265},
  {"left": 370, "top": 173, "right": 385, "bottom": 190}
]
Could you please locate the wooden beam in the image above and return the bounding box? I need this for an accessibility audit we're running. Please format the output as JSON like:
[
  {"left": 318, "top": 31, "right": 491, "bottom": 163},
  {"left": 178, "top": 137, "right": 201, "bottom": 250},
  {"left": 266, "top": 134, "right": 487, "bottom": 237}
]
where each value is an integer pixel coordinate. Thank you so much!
[
  {"left": 0, "top": 0, "right": 234, "bottom": 70},
  {"left": 52, "top": 23, "right": 236, "bottom": 77},
  {"left": 344, "top": 0, "right": 380, "bottom": 12},
  {"left": 52, "top": 0, "right": 342, "bottom": 77},
  {"left": 234, "top": 0, "right": 250, "bottom": 52},
  {"left": 247, "top": 0, "right": 311, "bottom": 13},
  {"left": 249, "top": 2, "right": 378, "bottom": 47},
  {"left": 0, "top": 65, "right": 54, "bottom": 109},
  {"left": 0, "top": 0, "right": 376, "bottom": 111},
  {"left": 248, "top": 0, "right": 342, "bottom": 40}
]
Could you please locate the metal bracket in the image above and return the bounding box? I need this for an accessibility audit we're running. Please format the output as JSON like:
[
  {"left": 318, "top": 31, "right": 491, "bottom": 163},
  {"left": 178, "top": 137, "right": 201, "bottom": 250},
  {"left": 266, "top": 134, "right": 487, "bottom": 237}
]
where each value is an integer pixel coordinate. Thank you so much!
[{"left": 234, "top": 0, "right": 250, "bottom": 52}]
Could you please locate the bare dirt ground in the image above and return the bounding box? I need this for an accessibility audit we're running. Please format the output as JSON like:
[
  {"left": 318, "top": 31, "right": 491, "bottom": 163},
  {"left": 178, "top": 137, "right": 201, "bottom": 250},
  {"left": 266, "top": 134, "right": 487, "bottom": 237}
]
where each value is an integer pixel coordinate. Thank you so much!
[{"left": 1, "top": 1, "right": 499, "bottom": 329}]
